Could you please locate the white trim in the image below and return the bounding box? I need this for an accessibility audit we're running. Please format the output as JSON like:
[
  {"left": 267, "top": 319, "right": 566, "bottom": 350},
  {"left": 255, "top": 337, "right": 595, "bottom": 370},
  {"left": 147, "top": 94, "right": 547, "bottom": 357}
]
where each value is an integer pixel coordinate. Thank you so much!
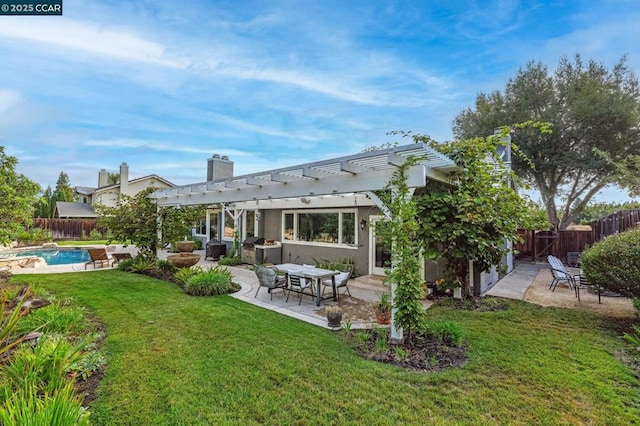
[
  {"left": 281, "top": 241, "right": 359, "bottom": 250},
  {"left": 151, "top": 143, "right": 456, "bottom": 207},
  {"left": 368, "top": 215, "right": 387, "bottom": 276}
]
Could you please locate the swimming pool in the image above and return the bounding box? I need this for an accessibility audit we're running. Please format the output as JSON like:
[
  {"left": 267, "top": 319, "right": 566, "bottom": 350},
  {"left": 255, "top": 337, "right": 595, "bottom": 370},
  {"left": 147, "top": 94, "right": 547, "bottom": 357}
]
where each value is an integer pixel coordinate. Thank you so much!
[{"left": 13, "top": 248, "right": 90, "bottom": 266}]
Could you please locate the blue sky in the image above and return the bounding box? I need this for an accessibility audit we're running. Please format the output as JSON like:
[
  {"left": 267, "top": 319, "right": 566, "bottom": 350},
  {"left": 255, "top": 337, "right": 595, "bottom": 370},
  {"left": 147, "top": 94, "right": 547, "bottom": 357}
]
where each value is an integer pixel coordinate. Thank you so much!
[{"left": 1, "top": 0, "right": 639, "bottom": 202}]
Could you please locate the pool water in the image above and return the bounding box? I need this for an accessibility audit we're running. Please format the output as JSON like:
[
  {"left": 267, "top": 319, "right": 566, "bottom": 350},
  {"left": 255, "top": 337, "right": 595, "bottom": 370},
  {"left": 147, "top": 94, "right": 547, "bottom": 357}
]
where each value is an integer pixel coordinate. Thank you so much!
[{"left": 14, "top": 249, "right": 90, "bottom": 266}]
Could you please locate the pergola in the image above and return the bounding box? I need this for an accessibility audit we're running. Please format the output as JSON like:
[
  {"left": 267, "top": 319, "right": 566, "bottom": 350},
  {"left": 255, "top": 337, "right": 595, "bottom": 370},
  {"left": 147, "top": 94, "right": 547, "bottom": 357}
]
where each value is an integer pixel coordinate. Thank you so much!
[
  {"left": 151, "top": 143, "right": 455, "bottom": 206},
  {"left": 151, "top": 143, "right": 457, "bottom": 340}
]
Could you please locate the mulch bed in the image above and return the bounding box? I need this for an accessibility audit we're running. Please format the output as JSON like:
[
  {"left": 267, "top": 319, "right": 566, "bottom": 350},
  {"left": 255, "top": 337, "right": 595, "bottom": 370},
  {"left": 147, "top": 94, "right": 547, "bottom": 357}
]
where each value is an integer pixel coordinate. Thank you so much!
[{"left": 347, "top": 328, "right": 468, "bottom": 372}]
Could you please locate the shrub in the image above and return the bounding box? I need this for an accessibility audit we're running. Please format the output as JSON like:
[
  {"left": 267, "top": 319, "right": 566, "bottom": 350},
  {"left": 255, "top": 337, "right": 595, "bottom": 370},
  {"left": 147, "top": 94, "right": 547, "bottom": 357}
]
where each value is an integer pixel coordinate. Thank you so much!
[
  {"left": 423, "top": 319, "right": 465, "bottom": 347},
  {"left": 117, "top": 258, "right": 134, "bottom": 271},
  {"left": 14, "top": 227, "right": 53, "bottom": 244},
  {"left": 156, "top": 259, "right": 176, "bottom": 275},
  {"left": 581, "top": 228, "right": 640, "bottom": 298},
  {"left": 218, "top": 256, "right": 241, "bottom": 266},
  {"left": 0, "top": 288, "right": 30, "bottom": 357},
  {"left": 0, "top": 382, "right": 89, "bottom": 426},
  {"left": 69, "top": 349, "right": 107, "bottom": 380},
  {"left": 89, "top": 229, "right": 103, "bottom": 240},
  {"left": 0, "top": 335, "right": 84, "bottom": 394},
  {"left": 313, "top": 257, "right": 359, "bottom": 277},
  {"left": 184, "top": 266, "right": 234, "bottom": 296},
  {"left": 128, "top": 255, "right": 155, "bottom": 274},
  {"left": 175, "top": 266, "right": 204, "bottom": 287},
  {"left": 15, "top": 301, "right": 86, "bottom": 336}
]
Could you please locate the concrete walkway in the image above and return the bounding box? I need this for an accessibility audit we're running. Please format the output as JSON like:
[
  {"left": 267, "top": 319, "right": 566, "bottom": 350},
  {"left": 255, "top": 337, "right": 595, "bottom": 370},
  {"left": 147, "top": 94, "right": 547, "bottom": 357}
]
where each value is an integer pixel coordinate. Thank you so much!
[{"left": 486, "top": 262, "right": 546, "bottom": 300}]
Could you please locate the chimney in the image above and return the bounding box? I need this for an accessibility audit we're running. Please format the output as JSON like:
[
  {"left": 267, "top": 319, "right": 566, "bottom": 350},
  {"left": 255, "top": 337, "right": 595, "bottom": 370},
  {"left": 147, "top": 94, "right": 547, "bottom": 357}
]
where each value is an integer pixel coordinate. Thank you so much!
[
  {"left": 119, "top": 162, "right": 129, "bottom": 195},
  {"left": 207, "top": 154, "right": 233, "bottom": 181},
  {"left": 98, "top": 169, "right": 108, "bottom": 187}
]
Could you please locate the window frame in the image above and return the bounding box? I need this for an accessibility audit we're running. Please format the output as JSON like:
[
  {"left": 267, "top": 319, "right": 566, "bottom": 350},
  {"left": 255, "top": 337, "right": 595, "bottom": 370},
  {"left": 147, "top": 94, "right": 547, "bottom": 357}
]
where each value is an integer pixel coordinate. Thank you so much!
[{"left": 281, "top": 208, "right": 358, "bottom": 249}]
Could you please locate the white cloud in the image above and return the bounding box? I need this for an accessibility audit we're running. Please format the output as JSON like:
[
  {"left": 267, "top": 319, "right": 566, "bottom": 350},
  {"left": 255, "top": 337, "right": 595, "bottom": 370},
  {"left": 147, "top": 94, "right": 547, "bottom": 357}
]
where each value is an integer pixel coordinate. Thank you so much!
[
  {"left": 0, "top": 18, "right": 188, "bottom": 68},
  {"left": 84, "top": 139, "right": 253, "bottom": 157},
  {"left": 207, "top": 113, "right": 322, "bottom": 142},
  {"left": 0, "top": 89, "right": 22, "bottom": 114}
]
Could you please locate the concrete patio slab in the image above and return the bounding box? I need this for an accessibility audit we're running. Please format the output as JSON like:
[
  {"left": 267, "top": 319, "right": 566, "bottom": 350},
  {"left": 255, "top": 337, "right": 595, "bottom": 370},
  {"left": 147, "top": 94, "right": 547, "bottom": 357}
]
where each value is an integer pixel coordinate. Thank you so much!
[{"left": 486, "top": 262, "right": 546, "bottom": 300}]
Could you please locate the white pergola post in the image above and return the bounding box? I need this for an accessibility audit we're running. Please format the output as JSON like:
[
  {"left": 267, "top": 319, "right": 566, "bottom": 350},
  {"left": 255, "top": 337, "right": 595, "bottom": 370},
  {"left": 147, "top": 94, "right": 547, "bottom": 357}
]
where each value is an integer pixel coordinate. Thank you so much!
[
  {"left": 366, "top": 191, "right": 403, "bottom": 342},
  {"left": 156, "top": 204, "right": 162, "bottom": 258}
]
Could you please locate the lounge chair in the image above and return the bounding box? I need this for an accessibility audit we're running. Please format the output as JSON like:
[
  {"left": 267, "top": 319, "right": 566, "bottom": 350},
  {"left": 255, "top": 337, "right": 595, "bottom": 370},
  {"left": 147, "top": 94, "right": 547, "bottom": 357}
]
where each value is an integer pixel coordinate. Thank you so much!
[
  {"left": 85, "top": 248, "right": 111, "bottom": 269},
  {"left": 547, "top": 255, "right": 600, "bottom": 303},
  {"left": 111, "top": 252, "right": 133, "bottom": 267},
  {"left": 547, "top": 255, "right": 578, "bottom": 291}
]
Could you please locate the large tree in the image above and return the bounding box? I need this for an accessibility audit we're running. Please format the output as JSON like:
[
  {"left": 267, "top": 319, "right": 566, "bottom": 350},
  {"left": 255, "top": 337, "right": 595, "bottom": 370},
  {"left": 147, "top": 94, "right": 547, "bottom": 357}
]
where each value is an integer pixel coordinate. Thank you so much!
[
  {"left": 0, "top": 147, "right": 40, "bottom": 244},
  {"left": 453, "top": 55, "right": 640, "bottom": 230},
  {"left": 53, "top": 171, "right": 74, "bottom": 203},
  {"left": 34, "top": 185, "right": 54, "bottom": 218}
]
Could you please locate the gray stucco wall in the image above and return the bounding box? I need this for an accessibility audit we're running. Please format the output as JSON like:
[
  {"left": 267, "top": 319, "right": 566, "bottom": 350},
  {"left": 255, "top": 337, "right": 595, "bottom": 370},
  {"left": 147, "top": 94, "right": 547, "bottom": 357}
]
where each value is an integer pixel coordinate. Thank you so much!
[{"left": 255, "top": 206, "right": 375, "bottom": 276}]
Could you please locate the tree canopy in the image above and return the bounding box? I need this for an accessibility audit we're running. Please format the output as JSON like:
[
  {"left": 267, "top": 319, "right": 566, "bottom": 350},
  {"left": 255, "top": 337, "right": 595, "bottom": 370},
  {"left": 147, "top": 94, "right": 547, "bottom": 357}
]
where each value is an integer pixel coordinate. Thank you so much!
[
  {"left": 453, "top": 54, "right": 640, "bottom": 230},
  {"left": 413, "top": 129, "right": 544, "bottom": 296},
  {"left": 96, "top": 187, "right": 205, "bottom": 259},
  {"left": 53, "top": 171, "right": 73, "bottom": 203},
  {"left": 0, "top": 147, "right": 40, "bottom": 244}
]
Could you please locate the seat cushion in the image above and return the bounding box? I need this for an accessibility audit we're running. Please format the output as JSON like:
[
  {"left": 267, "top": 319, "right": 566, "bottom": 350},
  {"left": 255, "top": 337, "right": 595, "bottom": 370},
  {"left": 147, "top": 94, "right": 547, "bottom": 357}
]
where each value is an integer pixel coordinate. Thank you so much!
[{"left": 324, "top": 271, "right": 350, "bottom": 286}]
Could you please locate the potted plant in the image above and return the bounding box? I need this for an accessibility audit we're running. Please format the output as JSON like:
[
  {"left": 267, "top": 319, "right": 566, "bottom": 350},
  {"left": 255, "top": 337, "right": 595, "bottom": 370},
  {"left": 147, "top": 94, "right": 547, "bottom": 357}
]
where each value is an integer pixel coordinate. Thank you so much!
[
  {"left": 374, "top": 293, "right": 391, "bottom": 325},
  {"left": 326, "top": 305, "right": 343, "bottom": 328}
]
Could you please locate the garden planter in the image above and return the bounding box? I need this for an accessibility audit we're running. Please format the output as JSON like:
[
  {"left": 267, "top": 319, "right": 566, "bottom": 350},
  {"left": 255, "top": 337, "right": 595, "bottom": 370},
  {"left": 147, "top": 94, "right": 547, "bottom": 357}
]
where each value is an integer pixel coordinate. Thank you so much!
[{"left": 327, "top": 312, "right": 342, "bottom": 328}]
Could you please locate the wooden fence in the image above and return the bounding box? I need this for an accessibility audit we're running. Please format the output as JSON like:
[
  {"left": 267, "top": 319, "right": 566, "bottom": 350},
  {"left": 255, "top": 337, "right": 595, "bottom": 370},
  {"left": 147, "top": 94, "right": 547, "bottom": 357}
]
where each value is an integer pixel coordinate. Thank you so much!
[
  {"left": 33, "top": 218, "right": 103, "bottom": 240},
  {"left": 591, "top": 209, "right": 640, "bottom": 240},
  {"left": 516, "top": 209, "right": 640, "bottom": 263},
  {"left": 514, "top": 230, "right": 596, "bottom": 263}
]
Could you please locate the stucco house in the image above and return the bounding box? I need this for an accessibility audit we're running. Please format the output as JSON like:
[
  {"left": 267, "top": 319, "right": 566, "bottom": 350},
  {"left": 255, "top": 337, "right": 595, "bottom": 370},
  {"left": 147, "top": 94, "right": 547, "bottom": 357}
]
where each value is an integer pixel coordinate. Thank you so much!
[
  {"left": 55, "top": 162, "right": 175, "bottom": 218},
  {"left": 154, "top": 149, "right": 469, "bottom": 280}
]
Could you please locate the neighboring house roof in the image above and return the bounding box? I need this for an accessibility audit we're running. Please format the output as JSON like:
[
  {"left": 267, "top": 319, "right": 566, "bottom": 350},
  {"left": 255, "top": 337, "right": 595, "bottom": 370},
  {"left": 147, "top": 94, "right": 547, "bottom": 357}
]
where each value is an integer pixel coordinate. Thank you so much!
[
  {"left": 94, "top": 174, "right": 175, "bottom": 194},
  {"left": 54, "top": 202, "right": 97, "bottom": 218},
  {"left": 74, "top": 186, "right": 96, "bottom": 195}
]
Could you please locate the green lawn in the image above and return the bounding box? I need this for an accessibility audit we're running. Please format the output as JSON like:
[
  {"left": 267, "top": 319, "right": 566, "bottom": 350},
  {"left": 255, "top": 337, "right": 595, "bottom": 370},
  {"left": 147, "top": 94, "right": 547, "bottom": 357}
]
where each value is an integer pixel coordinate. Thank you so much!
[{"left": 14, "top": 271, "right": 640, "bottom": 425}]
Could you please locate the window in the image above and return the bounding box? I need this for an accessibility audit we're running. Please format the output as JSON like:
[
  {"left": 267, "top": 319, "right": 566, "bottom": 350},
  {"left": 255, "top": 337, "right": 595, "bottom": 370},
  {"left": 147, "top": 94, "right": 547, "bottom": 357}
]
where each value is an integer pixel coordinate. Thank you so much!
[
  {"left": 209, "top": 213, "right": 219, "bottom": 240},
  {"left": 282, "top": 209, "right": 357, "bottom": 246},
  {"left": 194, "top": 218, "right": 207, "bottom": 236},
  {"left": 245, "top": 210, "right": 256, "bottom": 238},
  {"left": 224, "top": 212, "right": 234, "bottom": 239}
]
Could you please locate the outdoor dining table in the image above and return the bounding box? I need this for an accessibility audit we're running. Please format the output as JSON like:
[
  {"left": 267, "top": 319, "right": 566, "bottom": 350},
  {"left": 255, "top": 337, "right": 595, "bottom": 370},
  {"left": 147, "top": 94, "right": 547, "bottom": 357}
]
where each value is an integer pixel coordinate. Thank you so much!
[{"left": 274, "top": 263, "right": 339, "bottom": 306}]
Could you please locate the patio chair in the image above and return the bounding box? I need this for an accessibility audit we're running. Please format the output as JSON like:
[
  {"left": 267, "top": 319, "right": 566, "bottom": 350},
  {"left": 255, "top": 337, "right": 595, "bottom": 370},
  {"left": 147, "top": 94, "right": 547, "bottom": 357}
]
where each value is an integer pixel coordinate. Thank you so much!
[
  {"left": 85, "top": 248, "right": 111, "bottom": 269},
  {"left": 321, "top": 264, "right": 354, "bottom": 301},
  {"left": 575, "top": 275, "right": 602, "bottom": 304},
  {"left": 286, "top": 273, "right": 315, "bottom": 305},
  {"left": 254, "top": 266, "right": 287, "bottom": 300},
  {"left": 111, "top": 252, "right": 132, "bottom": 267},
  {"left": 547, "top": 255, "right": 579, "bottom": 292}
]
